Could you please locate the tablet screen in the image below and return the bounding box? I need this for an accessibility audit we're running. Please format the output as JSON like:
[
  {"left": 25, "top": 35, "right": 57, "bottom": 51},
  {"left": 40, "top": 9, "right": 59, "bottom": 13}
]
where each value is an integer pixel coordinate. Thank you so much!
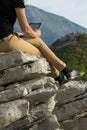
[{"left": 29, "top": 23, "right": 42, "bottom": 30}]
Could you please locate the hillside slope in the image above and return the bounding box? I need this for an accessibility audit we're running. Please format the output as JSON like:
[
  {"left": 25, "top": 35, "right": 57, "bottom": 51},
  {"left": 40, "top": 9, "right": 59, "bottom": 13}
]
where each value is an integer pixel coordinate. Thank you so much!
[
  {"left": 14, "top": 5, "right": 87, "bottom": 45},
  {"left": 50, "top": 32, "right": 87, "bottom": 81}
]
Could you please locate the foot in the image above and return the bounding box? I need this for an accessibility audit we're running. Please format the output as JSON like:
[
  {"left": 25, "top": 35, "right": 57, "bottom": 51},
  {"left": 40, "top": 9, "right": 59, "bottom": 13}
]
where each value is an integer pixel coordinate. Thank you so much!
[
  {"left": 55, "top": 73, "right": 68, "bottom": 85},
  {"left": 55, "top": 69, "right": 85, "bottom": 86},
  {"left": 65, "top": 69, "right": 85, "bottom": 80}
]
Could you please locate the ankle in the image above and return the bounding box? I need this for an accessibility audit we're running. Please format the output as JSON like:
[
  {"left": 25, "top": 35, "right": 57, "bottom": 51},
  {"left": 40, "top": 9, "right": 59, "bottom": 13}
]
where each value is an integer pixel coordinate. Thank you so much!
[
  {"left": 62, "top": 67, "right": 72, "bottom": 77},
  {"left": 55, "top": 73, "right": 65, "bottom": 85}
]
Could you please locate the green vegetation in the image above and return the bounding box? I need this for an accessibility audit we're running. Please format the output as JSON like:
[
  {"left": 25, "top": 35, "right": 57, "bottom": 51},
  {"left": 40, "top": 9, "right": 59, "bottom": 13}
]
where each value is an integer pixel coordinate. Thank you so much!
[{"left": 50, "top": 33, "right": 87, "bottom": 81}]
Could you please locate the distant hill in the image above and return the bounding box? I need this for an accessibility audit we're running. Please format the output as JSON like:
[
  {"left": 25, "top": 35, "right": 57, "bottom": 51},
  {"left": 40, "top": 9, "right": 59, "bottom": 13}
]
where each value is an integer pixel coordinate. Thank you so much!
[
  {"left": 14, "top": 5, "right": 87, "bottom": 45},
  {"left": 50, "top": 32, "right": 87, "bottom": 81}
]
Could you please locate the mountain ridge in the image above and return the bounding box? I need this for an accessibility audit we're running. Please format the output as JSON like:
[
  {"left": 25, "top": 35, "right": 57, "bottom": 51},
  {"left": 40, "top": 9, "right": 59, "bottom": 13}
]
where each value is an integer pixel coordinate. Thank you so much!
[
  {"left": 50, "top": 32, "right": 87, "bottom": 81},
  {"left": 14, "top": 5, "right": 87, "bottom": 45}
]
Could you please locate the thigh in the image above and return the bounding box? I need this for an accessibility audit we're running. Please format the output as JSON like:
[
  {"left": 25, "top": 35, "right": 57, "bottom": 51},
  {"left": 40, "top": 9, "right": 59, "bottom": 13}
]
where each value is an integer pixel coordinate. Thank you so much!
[
  {"left": 5, "top": 35, "right": 42, "bottom": 56},
  {"left": 25, "top": 37, "right": 43, "bottom": 48}
]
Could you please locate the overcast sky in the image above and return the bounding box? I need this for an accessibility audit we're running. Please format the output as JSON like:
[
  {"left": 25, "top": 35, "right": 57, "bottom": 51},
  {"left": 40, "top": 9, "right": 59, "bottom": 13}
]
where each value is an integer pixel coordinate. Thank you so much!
[{"left": 26, "top": 0, "right": 87, "bottom": 28}]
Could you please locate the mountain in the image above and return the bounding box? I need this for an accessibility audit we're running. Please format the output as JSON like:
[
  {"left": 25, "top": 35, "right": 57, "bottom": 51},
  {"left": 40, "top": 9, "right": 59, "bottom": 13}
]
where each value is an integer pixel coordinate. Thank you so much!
[
  {"left": 50, "top": 32, "right": 87, "bottom": 81},
  {"left": 14, "top": 5, "right": 87, "bottom": 45}
]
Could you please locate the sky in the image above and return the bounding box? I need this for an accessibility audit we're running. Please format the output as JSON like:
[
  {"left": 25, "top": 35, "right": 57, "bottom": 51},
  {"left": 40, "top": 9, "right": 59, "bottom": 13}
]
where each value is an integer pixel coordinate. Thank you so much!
[{"left": 26, "top": 0, "right": 87, "bottom": 28}]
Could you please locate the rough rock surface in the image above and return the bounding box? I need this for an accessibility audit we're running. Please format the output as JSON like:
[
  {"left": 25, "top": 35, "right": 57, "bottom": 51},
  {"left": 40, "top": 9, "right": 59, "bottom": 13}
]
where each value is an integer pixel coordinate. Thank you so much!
[
  {"left": 54, "top": 81, "right": 87, "bottom": 130},
  {"left": 0, "top": 51, "right": 87, "bottom": 130},
  {"left": 0, "top": 51, "right": 60, "bottom": 130}
]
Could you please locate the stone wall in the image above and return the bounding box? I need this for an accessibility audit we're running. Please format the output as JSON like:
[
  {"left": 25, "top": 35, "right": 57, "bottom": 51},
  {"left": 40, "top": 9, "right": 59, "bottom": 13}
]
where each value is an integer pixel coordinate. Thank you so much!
[
  {"left": 0, "top": 51, "right": 87, "bottom": 130},
  {"left": 0, "top": 51, "right": 60, "bottom": 130},
  {"left": 54, "top": 81, "right": 87, "bottom": 130}
]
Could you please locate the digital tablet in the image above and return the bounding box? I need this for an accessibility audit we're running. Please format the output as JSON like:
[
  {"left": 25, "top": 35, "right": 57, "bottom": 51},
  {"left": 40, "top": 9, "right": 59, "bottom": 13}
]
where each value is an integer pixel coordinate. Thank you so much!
[{"left": 29, "top": 23, "right": 42, "bottom": 30}]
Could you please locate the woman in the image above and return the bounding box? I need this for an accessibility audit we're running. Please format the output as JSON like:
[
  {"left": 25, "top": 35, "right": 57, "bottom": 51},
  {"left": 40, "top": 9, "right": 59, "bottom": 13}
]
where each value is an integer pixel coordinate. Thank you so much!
[{"left": 0, "top": 0, "right": 84, "bottom": 85}]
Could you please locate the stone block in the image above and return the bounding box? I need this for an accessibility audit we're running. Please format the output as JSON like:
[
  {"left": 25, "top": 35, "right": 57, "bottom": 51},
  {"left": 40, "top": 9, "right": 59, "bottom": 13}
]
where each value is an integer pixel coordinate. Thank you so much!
[
  {"left": 0, "top": 99, "right": 29, "bottom": 129},
  {"left": 0, "top": 51, "right": 38, "bottom": 70},
  {"left": 2, "top": 102, "right": 55, "bottom": 130},
  {"left": 61, "top": 117, "right": 87, "bottom": 130},
  {"left": 56, "top": 81, "right": 87, "bottom": 105},
  {"left": 56, "top": 97, "right": 87, "bottom": 121},
  {"left": 0, "top": 77, "right": 58, "bottom": 104},
  {"left": 37, "top": 115, "right": 60, "bottom": 130},
  {"left": 0, "top": 58, "right": 51, "bottom": 85}
]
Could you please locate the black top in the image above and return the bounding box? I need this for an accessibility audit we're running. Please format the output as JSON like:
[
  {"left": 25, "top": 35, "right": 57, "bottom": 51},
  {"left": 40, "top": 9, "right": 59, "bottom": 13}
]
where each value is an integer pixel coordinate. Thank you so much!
[{"left": 0, "top": 0, "right": 25, "bottom": 39}]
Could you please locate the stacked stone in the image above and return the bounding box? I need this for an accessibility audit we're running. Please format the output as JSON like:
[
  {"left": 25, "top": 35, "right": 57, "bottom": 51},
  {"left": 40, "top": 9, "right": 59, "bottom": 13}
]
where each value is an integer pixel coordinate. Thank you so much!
[
  {"left": 55, "top": 81, "right": 87, "bottom": 130},
  {"left": 1, "top": 51, "right": 87, "bottom": 130},
  {"left": 0, "top": 51, "right": 60, "bottom": 130}
]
